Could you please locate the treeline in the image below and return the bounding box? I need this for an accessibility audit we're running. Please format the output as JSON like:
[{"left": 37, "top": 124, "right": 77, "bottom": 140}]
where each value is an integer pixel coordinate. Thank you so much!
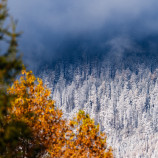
[{"left": 0, "top": 1, "right": 113, "bottom": 157}]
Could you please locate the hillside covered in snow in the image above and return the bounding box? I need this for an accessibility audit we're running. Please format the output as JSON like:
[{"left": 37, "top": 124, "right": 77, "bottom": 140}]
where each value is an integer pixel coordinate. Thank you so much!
[{"left": 40, "top": 54, "right": 158, "bottom": 157}]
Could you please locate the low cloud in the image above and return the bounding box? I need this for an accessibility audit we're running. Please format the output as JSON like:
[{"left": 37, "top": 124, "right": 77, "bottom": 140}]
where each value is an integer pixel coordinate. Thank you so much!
[{"left": 8, "top": 0, "right": 158, "bottom": 71}]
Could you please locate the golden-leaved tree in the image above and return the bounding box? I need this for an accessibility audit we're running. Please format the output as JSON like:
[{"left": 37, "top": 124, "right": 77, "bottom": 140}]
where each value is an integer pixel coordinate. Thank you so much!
[
  {"left": 64, "top": 110, "right": 113, "bottom": 158},
  {"left": 8, "top": 70, "right": 113, "bottom": 158},
  {"left": 8, "top": 70, "right": 68, "bottom": 157}
]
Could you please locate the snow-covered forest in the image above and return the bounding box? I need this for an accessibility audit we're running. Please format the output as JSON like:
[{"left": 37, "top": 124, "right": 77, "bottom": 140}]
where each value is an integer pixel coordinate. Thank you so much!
[{"left": 41, "top": 55, "right": 158, "bottom": 157}]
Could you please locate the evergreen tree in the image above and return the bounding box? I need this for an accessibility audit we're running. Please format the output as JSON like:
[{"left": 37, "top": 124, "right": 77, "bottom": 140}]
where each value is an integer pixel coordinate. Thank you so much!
[{"left": 0, "top": 1, "right": 33, "bottom": 157}]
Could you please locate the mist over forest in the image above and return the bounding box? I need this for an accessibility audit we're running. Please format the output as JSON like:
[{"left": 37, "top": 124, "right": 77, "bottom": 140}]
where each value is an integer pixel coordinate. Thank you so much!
[{"left": 8, "top": 0, "right": 158, "bottom": 72}]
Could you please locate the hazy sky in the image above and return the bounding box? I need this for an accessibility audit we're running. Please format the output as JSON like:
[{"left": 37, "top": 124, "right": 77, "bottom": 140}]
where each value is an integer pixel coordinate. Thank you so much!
[{"left": 8, "top": 0, "right": 158, "bottom": 71}]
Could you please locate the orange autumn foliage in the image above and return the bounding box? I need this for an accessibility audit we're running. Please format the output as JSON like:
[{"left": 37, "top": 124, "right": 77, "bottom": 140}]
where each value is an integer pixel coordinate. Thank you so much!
[
  {"left": 63, "top": 110, "right": 113, "bottom": 158},
  {"left": 8, "top": 70, "right": 68, "bottom": 157},
  {"left": 8, "top": 70, "right": 113, "bottom": 158}
]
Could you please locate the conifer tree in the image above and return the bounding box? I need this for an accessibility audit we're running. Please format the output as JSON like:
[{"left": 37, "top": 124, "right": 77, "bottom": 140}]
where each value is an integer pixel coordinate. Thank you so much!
[{"left": 0, "top": 0, "right": 33, "bottom": 157}]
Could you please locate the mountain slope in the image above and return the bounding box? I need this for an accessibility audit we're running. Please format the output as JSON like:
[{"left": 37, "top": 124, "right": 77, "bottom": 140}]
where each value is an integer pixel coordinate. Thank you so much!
[{"left": 40, "top": 54, "right": 158, "bottom": 157}]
